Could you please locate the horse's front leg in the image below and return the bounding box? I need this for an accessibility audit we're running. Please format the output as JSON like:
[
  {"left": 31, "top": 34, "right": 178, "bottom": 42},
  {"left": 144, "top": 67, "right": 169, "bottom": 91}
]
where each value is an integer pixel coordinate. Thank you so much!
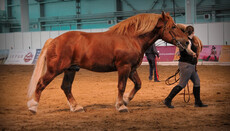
[
  {"left": 115, "top": 65, "right": 131, "bottom": 112},
  {"left": 123, "top": 69, "right": 141, "bottom": 105},
  {"left": 61, "top": 69, "right": 84, "bottom": 112}
]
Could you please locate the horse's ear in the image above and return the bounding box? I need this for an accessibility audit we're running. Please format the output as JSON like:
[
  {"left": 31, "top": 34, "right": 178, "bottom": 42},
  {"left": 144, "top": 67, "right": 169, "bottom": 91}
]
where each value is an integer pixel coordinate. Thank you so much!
[
  {"left": 161, "top": 11, "right": 166, "bottom": 20},
  {"left": 161, "top": 11, "right": 170, "bottom": 20}
]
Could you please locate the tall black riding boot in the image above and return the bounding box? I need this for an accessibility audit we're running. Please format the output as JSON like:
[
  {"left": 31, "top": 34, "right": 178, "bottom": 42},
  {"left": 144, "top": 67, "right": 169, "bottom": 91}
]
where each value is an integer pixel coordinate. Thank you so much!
[
  {"left": 193, "top": 86, "right": 208, "bottom": 107},
  {"left": 164, "top": 86, "right": 183, "bottom": 108}
]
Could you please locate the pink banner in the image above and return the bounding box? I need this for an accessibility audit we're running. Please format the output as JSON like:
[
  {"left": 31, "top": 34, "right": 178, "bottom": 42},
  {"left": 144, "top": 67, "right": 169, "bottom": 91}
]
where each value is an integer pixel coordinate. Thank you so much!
[
  {"left": 143, "top": 46, "right": 176, "bottom": 62},
  {"left": 199, "top": 45, "right": 221, "bottom": 61}
]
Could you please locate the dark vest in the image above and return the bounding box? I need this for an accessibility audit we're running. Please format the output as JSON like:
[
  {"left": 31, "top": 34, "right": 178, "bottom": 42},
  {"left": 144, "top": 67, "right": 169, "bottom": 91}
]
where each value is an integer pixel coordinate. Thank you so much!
[{"left": 179, "top": 38, "right": 197, "bottom": 65}]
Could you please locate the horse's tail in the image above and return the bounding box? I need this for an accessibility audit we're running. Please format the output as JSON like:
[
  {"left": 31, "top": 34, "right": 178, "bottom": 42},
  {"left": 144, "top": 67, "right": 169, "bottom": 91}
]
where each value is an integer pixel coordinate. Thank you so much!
[{"left": 27, "top": 38, "right": 53, "bottom": 99}]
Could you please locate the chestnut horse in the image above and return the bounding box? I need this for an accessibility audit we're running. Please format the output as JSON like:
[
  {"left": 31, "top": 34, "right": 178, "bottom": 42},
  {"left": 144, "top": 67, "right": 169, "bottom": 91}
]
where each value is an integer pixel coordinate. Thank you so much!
[{"left": 27, "top": 12, "right": 188, "bottom": 113}]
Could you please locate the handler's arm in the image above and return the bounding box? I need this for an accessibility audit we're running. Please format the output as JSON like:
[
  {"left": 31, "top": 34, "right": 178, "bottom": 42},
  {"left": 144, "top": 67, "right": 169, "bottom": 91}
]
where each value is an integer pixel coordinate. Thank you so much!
[{"left": 186, "top": 41, "right": 196, "bottom": 58}]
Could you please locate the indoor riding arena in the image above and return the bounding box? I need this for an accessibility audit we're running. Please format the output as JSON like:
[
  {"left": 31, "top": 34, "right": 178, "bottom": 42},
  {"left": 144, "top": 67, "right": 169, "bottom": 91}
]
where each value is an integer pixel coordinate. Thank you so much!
[{"left": 0, "top": 0, "right": 230, "bottom": 130}]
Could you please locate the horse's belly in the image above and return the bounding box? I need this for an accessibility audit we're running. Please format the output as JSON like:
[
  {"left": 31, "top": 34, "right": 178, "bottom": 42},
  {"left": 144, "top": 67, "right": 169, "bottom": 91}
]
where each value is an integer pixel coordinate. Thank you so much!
[
  {"left": 80, "top": 62, "right": 116, "bottom": 72},
  {"left": 79, "top": 59, "right": 116, "bottom": 72},
  {"left": 90, "top": 64, "right": 117, "bottom": 72}
]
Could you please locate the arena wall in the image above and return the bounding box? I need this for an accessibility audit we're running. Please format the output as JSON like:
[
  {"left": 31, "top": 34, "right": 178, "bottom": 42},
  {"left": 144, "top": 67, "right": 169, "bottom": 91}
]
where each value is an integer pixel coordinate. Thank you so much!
[
  {"left": 0, "top": 22, "right": 229, "bottom": 50},
  {"left": 0, "top": 22, "right": 230, "bottom": 65}
]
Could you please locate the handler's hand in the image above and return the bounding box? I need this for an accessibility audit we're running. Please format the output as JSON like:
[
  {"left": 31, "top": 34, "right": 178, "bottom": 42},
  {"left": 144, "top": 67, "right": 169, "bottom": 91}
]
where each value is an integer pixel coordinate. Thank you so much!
[{"left": 193, "top": 53, "right": 197, "bottom": 58}]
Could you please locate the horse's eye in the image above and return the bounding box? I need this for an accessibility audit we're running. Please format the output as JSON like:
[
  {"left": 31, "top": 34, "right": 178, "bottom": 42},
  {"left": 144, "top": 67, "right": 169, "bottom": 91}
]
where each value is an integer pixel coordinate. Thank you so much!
[{"left": 172, "top": 26, "right": 176, "bottom": 29}]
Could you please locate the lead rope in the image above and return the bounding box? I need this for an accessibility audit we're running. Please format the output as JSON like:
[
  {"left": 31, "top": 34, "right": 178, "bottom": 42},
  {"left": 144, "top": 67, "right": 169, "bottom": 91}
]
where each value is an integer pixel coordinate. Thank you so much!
[
  {"left": 165, "top": 69, "right": 180, "bottom": 85},
  {"left": 165, "top": 69, "right": 190, "bottom": 103},
  {"left": 184, "top": 83, "right": 190, "bottom": 103}
]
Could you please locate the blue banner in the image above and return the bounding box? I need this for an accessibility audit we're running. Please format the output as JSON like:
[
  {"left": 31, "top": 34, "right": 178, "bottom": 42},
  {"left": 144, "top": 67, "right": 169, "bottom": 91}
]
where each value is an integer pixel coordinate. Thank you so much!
[{"left": 32, "top": 49, "right": 41, "bottom": 64}]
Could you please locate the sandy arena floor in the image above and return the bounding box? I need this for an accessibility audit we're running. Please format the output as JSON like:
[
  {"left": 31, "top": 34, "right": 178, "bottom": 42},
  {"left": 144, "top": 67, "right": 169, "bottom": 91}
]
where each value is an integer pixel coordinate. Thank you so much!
[{"left": 0, "top": 65, "right": 229, "bottom": 130}]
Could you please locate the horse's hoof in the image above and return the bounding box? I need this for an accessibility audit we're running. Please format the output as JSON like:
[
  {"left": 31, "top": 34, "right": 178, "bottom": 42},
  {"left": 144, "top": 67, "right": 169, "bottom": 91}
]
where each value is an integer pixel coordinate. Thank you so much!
[
  {"left": 118, "top": 105, "right": 129, "bottom": 113},
  {"left": 74, "top": 106, "right": 85, "bottom": 112},
  {"left": 28, "top": 108, "right": 37, "bottom": 114},
  {"left": 115, "top": 99, "right": 129, "bottom": 112},
  {"left": 67, "top": 101, "right": 84, "bottom": 112},
  {"left": 70, "top": 105, "right": 85, "bottom": 112},
  {"left": 27, "top": 99, "right": 38, "bottom": 114}
]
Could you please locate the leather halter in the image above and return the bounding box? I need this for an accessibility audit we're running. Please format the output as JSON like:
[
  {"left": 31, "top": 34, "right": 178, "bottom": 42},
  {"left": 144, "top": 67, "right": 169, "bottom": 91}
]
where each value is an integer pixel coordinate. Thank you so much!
[
  {"left": 162, "top": 21, "right": 186, "bottom": 50},
  {"left": 169, "top": 30, "right": 186, "bottom": 50}
]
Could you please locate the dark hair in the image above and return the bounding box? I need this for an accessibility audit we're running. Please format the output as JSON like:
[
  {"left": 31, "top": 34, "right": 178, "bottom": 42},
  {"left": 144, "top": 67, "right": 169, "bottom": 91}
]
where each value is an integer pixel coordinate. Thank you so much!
[{"left": 185, "top": 26, "right": 194, "bottom": 35}]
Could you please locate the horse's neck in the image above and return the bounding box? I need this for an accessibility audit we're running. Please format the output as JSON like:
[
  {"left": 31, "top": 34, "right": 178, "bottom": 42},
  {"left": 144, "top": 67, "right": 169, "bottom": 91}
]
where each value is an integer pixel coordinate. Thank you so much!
[{"left": 138, "top": 33, "right": 160, "bottom": 53}]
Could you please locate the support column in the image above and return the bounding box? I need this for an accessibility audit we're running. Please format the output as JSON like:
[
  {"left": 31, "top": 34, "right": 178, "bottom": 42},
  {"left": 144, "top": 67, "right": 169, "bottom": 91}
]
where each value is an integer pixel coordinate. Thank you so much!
[
  {"left": 4, "top": 0, "right": 12, "bottom": 32},
  {"left": 39, "top": 0, "right": 45, "bottom": 31},
  {"left": 185, "top": 0, "right": 196, "bottom": 24},
  {"left": 116, "top": 0, "right": 122, "bottom": 22},
  {"left": 0, "top": 0, "right": 5, "bottom": 10},
  {"left": 76, "top": 0, "right": 81, "bottom": 29},
  {"left": 172, "top": 0, "right": 176, "bottom": 22},
  {"left": 20, "top": 0, "right": 29, "bottom": 32},
  {"left": 0, "top": 0, "right": 5, "bottom": 32}
]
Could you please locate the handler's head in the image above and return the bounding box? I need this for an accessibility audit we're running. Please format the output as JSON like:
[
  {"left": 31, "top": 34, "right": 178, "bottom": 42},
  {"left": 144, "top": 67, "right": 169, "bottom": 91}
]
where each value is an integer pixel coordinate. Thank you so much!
[{"left": 185, "top": 26, "right": 194, "bottom": 36}]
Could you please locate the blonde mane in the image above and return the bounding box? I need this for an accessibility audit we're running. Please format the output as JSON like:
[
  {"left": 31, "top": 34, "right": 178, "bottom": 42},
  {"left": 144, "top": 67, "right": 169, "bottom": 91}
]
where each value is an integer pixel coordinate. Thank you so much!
[
  {"left": 176, "top": 24, "right": 187, "bottom": 32},
  {"left": 108, "top": 13, "right": 162, "bottom": 36}
]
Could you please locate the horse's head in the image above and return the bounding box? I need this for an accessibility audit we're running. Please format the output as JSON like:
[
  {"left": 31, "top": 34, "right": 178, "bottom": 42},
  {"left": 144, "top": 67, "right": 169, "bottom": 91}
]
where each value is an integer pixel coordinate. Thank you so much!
[{"left": 157, "top": 12, "right": 188, "bottom": 50}]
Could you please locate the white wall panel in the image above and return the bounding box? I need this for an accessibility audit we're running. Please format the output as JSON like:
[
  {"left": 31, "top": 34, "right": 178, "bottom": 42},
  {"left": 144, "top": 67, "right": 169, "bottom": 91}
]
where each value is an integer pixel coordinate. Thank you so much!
[
  {"left": 91, "top": 29, "right": 103, "bottom": 32},
  {"left": 224, "top": 22, "right": 230, "bottom": 45},
  {"left": 81, "top": 29, "right": 91, "bottom": 32},
  {"left": 14, "top": 32, "right": 23, "bottom": 49},
  {"left": 23, "top": 32, "right": 32, "bottom": 49},
  {"left": 1, "top": 22, "right": 230, "bottom": 49},
  {"left": 0, "top": 33, "right": 6, "bottom": 49},
  {"left": 102, "top": 28, "right": 109, "bottom": 32},
  {"left": 5, "top": 33, "right": 14, "bottom": 49},
  {"left": 41, "top": 31, "right": 50, "bottom": 48},
  {"left": 31, "top": 32, "right": 41, "bottom": 49},
  {"left": 59, "top": 30, "right": 68, "bottom": 35},
  {"left": 49, "top": 31, "right": 59, "bottom": 38},
  {"left": 208, "top": 23, "right": 224, "bottom": 45},
  {"left": 194, "top": 23, "right": 208, "bottom": 45}
]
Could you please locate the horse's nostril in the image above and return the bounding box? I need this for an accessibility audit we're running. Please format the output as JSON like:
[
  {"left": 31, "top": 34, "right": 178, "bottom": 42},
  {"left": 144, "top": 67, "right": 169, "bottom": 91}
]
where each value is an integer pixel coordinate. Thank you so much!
[{"left": 186, "top": 41, "right": 189, "bottom": 45}]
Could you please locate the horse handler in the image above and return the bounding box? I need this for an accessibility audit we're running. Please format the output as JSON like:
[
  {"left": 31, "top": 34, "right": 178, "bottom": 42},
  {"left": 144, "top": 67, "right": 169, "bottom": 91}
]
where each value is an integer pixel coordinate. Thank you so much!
[
  {"left": 164, "top": 25, "right": 208, "bottom": 108},
  {"left": 145, "top": 44, "right": 160, "bottom": 82}
]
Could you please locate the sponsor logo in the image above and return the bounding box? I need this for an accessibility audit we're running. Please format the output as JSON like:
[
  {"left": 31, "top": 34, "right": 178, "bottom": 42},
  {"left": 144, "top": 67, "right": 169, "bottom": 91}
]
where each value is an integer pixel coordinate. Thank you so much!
[{"left": 24, "top": 52, "right": 33, "bottom": 62}]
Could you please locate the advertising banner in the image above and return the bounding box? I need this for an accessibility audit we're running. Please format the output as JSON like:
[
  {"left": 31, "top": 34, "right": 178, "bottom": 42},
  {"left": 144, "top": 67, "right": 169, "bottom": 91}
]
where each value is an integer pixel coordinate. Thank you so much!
[
  {"left": 156, "top": 46, "right": 176, "bottom": 62},
  {"left": 173, "top": 45, "right": 223, "bottom": 62},
  {"left": 0, "top": 49, "right": 9, "bottom": 64},
  {"left": 199, "top": 45, "right": 222, "bottom": 61},
  {"left": 32, "top": 49, "right": 41, "bottom": 64},
  {"left": 143, "top": 46, "right": 176, "bottom": 62},
  {"left": 4, "top": 49, "right": 36, "bottom": 65}
]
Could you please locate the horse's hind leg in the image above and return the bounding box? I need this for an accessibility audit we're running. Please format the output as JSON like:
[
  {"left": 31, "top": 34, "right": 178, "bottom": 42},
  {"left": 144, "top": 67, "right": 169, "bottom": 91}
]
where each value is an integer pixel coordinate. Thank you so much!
[
  {"left": 27, "top": 70, "right": 58, "bottom": 113},
  {"left": 115, "top": 65, "right": 131, "bottom": 112},
  {"left": 61, "top": 69, "right": 84, "bottom": 112},
  {"left": 123, "top": 69, "right": 141, "bottom": 105}
]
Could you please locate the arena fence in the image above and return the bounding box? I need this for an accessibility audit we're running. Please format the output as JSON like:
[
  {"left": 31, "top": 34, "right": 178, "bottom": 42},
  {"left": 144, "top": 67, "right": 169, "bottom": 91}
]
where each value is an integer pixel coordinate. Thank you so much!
[{"left": 1, "top": 45, "right": 230, "bottom": 66}]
